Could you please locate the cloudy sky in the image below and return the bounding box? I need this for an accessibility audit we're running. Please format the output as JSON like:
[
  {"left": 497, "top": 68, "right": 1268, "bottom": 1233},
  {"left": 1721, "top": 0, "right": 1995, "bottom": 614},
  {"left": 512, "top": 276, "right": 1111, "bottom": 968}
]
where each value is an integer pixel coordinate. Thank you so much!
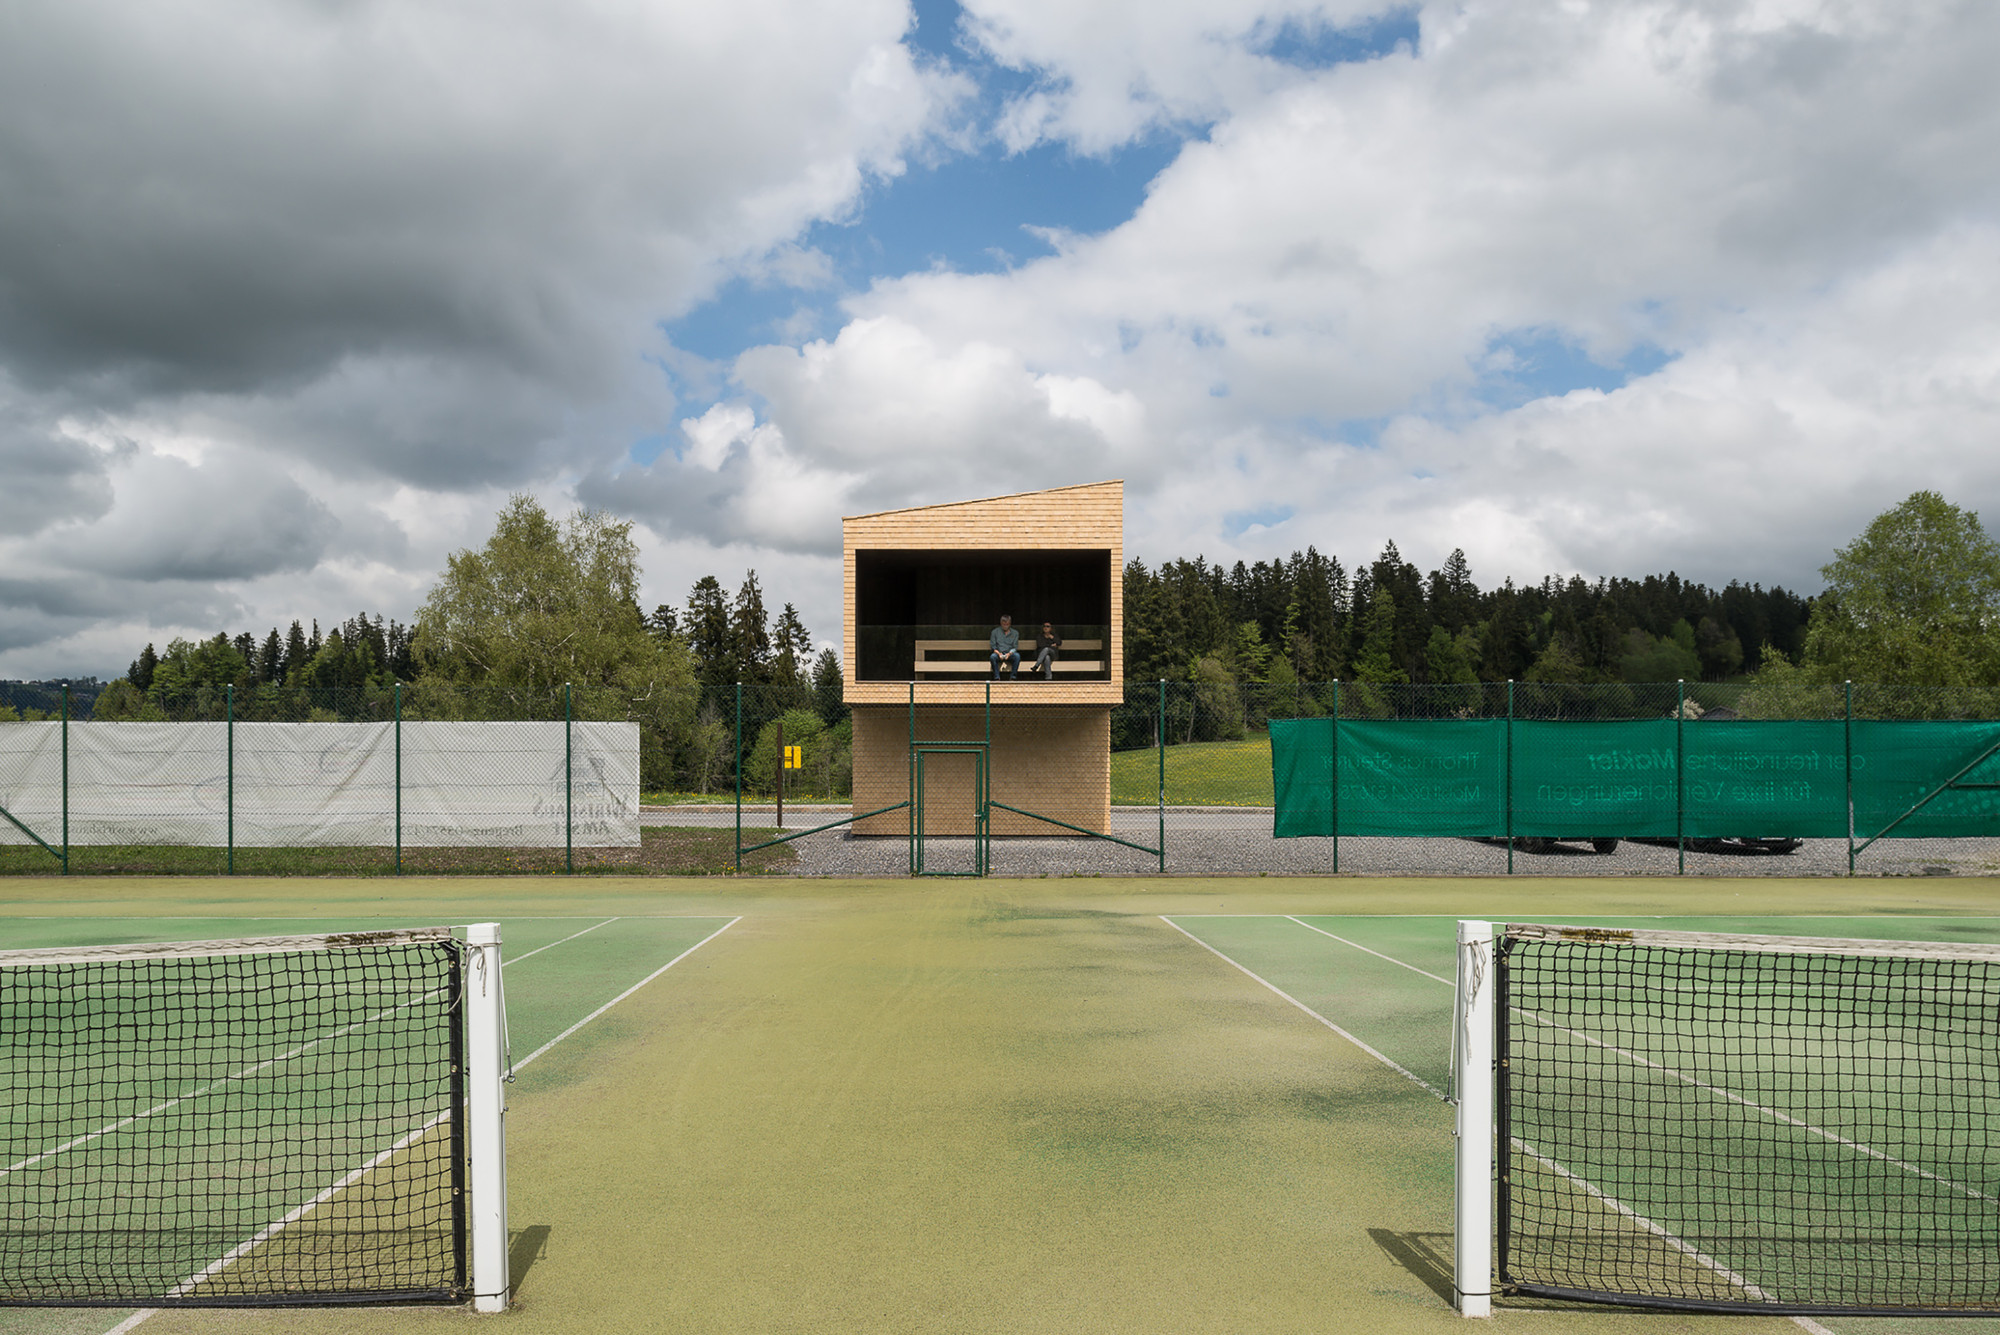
[{"left": 4, "top": 0, "right": 1998, "bottom": 679}]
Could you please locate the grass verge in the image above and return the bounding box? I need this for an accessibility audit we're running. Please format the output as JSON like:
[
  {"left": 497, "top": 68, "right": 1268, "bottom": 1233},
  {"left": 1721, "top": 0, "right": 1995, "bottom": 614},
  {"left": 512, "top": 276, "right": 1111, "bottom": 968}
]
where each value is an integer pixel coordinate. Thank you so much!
[
  {"left": 1111, "top": 734, "right": 1273, "bottom": 806},
  {"left": 0, "top": 826, "right": 797, "bottom": 877}
]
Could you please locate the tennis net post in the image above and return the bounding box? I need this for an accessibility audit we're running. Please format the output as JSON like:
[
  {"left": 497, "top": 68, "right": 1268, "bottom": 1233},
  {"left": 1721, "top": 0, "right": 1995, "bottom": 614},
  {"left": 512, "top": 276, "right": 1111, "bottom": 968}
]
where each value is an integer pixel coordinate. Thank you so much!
[
  {"left": 466, "top": 922, "right": 510, "bottom": 1313},
  {"left": 1453, "top": 919, "right": 1495, "bottom": 1317}
]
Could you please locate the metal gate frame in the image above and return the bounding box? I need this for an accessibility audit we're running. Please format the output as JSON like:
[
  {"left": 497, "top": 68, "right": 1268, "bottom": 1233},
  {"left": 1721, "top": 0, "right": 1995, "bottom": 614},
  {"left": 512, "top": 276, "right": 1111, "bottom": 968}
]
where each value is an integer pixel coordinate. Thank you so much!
[{"left": 910, "top": 743, "right": 988, "bottom": 877}]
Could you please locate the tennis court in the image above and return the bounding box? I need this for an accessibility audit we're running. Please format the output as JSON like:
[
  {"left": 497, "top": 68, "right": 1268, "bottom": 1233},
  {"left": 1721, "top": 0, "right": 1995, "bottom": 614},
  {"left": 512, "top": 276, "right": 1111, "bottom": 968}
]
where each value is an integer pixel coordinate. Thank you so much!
[{"left": 2, "top": 875, "right": 1998, "bottom": 1333}]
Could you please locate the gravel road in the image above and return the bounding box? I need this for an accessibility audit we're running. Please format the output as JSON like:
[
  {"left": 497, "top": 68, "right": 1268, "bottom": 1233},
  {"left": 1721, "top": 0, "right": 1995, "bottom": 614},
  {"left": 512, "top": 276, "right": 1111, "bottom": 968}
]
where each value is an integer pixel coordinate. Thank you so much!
[{"left": 648, "top": 806, "right": 2000, "bottom": 878}]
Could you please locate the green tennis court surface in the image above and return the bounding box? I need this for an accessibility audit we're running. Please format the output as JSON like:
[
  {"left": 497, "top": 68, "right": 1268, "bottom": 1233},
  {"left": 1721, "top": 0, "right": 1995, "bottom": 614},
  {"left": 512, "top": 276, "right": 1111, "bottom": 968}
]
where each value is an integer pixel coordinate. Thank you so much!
[{"left": 1, "top": 877, "right": 1998, "bottom": 1334}]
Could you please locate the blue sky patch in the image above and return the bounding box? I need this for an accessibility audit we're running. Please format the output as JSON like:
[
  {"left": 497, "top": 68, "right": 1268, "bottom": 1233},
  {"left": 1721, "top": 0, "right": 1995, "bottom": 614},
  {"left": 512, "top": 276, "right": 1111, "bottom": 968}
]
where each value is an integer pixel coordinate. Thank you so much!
[
  {"left": 1478, "top": 328, "right": 1675, "bottom": 409},
  {"left": 1224, "top": 504, "right": 1295, "bottom": 538},
  {"left": 1254, "top": 7, "right": 1420, "bottom": 68}
]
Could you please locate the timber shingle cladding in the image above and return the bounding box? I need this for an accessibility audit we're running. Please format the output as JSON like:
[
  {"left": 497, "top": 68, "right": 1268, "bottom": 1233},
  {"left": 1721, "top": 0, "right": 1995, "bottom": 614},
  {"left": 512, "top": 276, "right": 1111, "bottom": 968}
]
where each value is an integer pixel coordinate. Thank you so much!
[{"left": 843, "top": 482, "right": 1123, "bottom": 836}]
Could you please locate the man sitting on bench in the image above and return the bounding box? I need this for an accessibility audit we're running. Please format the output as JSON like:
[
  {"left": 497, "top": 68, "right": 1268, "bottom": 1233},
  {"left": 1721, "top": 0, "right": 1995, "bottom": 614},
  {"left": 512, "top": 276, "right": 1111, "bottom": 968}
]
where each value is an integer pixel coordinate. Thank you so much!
[
  {"left": 1034, "top": 622, "right": 1062, "bottom": 679},
  {"left": 989, "top": 614, "right": 1021, "bottom": 680}
]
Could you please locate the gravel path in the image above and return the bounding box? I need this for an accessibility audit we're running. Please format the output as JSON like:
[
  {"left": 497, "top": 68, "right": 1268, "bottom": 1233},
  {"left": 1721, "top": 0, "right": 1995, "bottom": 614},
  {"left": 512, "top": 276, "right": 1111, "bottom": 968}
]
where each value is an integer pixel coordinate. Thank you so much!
[{"left": 772, "top": 823, "right": 2000, "bottom": 878}]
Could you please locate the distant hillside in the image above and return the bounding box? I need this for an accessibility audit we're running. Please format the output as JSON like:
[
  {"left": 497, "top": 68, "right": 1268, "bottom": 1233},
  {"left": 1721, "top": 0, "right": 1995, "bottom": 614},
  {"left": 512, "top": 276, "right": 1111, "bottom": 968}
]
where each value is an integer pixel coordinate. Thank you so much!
[{"left": 0, "top": 679, "right": 102, "bottom": 717}]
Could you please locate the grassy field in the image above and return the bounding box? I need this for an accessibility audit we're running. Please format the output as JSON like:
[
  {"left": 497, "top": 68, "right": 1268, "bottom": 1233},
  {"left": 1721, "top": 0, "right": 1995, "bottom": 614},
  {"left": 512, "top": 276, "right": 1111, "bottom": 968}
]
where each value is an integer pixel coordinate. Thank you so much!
[
  {"left": 2, "top": 874, "right": 1997, "bottom": 1334},
  {"left": 1111, "top": 734, "right": 1273, "bottom": 806},
  {"left": 0, "top": 827, "right": 796, "bottom": 877}
]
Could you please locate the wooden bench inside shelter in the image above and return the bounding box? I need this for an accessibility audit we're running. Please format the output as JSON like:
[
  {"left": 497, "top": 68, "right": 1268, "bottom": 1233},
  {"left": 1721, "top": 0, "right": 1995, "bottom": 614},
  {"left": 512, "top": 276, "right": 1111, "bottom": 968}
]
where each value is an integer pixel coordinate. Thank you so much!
[{"left": 914, "top": 639, "right": 1105, "bottom": 676}]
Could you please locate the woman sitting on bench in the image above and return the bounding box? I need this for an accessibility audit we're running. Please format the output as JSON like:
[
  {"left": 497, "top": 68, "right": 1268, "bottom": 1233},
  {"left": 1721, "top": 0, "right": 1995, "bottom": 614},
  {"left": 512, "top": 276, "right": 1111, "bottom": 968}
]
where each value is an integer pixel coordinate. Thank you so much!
[{"left": 1034, "top": 622, "right": 1062, "bottom": 679}]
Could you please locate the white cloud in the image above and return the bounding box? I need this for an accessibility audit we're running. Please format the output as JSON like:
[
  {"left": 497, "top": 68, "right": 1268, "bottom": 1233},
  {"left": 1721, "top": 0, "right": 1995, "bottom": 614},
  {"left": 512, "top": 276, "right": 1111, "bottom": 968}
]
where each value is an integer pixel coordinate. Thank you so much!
[
  {"left": 0, "top": 0, "right": 966, "bottom": 669},
  {"left": 7, "top": 0, "right": 2000, "bottom": 677},
  {"left": 964, "top": 0, "right": 1397, "bottom": 152},
  {"left": 648, "top": 0, "right": 2000, "bottom": 595}
]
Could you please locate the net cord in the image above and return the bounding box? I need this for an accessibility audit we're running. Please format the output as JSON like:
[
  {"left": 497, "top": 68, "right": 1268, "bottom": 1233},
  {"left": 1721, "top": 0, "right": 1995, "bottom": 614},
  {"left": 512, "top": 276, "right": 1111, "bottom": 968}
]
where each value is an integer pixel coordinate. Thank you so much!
[
  {"left": 0, "top": 926, "right": 456, "bottom": 969},
  {"left": 1502, "top": 921, "right": 2000, "bottom": 964}
]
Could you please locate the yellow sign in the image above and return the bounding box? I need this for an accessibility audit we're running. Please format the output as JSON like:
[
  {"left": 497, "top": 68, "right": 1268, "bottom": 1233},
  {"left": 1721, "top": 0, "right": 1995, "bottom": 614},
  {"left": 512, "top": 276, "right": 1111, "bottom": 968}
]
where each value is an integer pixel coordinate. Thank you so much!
[{"left": 784, "top": 746, "right": 803, "bottom": 769}]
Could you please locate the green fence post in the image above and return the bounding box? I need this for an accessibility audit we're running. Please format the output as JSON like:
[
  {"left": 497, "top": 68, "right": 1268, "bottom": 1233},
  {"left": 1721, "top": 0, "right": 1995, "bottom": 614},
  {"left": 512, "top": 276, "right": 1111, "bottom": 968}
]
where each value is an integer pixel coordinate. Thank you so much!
[
  {"left": 394, "top": 680, "right": 402, "bottom": 876},
  {"left": 984, "top": 678, "right": 992, "bottom": 876},
  {"left": 1676, "top": 679, "right": 1685, "bottom": 876},
  {"left": 1845, "top": 679, "right": 1855, "bottom": 876},
  {"left": 565, "top": 681, "right": 573, "bottom": 875},
  {"left": 1330, "top": 679, "right": 1341, "bottom": 875},
  {"left": 61, "top": 683, "right": 69, "bottom": 876},
  {"left": 735, "top": 683, "right": 744, "bottom": 874},
  {"left": 227, "top": 682, "right": 234, "bottom": 876},
  {"left": 1505, "top": 679, "right": 1514, "bottom": 876},
  {"left": 1157, "top": 679, "right": 1166, "bottom": 874},
  {"left": 907, "top": 680, "right": 915, "bottom": 876}
]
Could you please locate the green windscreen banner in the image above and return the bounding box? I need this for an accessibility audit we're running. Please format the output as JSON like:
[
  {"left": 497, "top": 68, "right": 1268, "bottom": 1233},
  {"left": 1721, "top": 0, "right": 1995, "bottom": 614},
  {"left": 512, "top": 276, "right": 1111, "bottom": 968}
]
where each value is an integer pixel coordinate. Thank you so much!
[
  {"left": 1682, "top": 720, "right": 1849, "bottom": 838},
  {"left": 1270, "top": 715, "right": 2000, "bottom": 841},
  {"left": 1511, "top": 720, "right": 1678, "bottom": 838},
  {"left": 1270, "top": 718, "right": 1336, "bottom": 837},
  {"left": 1853, "top": 721, "right": 2000, "bottom": 838},
  {"left": 1336, "top": 720, "right": 1505, "bottom": 836}
]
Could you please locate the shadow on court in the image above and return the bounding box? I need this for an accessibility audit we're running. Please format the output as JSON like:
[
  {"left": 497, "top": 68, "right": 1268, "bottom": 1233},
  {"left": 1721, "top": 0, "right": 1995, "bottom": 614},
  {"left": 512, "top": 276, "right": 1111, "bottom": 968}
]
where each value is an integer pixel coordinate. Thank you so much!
[{"left": 507, "top": 1225, "right": 552, "bottom": 1299}]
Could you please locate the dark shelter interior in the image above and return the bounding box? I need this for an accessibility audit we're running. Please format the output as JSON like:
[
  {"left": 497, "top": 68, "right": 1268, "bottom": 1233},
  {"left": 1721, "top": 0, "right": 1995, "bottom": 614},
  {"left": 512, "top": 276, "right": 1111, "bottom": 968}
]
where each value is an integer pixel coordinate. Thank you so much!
[{"left": 855, "top": 548, "right": 1112, "bottom": 680}]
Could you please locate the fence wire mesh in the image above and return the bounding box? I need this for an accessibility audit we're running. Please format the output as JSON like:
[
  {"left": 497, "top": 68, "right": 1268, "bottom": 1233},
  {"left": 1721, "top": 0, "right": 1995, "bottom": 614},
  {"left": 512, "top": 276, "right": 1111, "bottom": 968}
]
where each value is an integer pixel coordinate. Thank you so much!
[
  {"left": 8, "top": 679, "right": 1998, "bottom": 877},
  {"left": 707, "top": 680, "right": 2000, "bottom": 879}
]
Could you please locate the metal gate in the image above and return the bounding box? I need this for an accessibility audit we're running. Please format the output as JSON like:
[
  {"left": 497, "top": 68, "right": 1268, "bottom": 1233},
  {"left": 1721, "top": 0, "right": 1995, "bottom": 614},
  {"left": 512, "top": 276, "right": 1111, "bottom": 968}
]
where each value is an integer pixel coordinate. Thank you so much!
[{"left": 909, "top": 742, "right": 988, "bottom": 877}]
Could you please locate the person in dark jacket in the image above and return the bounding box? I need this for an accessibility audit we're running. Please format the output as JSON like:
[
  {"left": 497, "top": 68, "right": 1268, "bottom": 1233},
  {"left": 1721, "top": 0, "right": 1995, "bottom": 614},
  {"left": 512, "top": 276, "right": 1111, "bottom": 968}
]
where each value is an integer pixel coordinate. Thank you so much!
[{"left": 1034, "top": 622, "right": 1062, "bottom": 679}]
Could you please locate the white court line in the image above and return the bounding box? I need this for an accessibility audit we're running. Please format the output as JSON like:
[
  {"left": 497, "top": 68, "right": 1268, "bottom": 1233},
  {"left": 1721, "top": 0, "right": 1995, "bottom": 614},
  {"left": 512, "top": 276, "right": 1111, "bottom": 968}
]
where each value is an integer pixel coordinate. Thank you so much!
[
  {"left": 5, "top": 974, "right": 441, "bottom": 1180},
  {"left": 511, "top": 917, "right": 740, "bottom": 1073},
  {"left": 1281, "top": 917, "right": 1995, "bottom": 1205},
  {"left": 14, "top": 918, "right": 626, "bottom": 1178},
  {"left": 101, "top": 915, "right": 741, "bottom": 1333},
  {"left": 1512, "top": 1138, "right": 1778, "bottom": 1302},
  {"left": 1210, "top": 915, "right": 1895, "bottom": 1332},
  {"left": 1284, "top": 916, "right": 1454, "bottom": 985},
  {"left": 1158, "top": 916, "right": 1444, "bottom": 1100}
]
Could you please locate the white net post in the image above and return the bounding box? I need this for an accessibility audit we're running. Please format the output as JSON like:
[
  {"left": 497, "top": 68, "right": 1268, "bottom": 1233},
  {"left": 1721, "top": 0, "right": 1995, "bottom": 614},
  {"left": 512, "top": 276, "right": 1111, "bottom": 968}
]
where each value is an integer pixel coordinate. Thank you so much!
[
  {"left": 1454, "top": 919, "right": 1495, "bottom": 1317},
  {"left": 465, "top": 922, "right": 509, "bottom": 1312}
]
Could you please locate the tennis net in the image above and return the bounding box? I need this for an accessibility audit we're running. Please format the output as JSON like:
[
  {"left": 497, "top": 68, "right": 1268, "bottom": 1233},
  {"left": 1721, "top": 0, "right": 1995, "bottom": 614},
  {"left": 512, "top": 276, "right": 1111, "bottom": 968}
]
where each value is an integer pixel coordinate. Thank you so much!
[
  {"left": 1459, "top": 922, "right": 2000, "bottom": 1315},
  {"left": 0, "top": 927, "right": 500, "bottom": 1307}
]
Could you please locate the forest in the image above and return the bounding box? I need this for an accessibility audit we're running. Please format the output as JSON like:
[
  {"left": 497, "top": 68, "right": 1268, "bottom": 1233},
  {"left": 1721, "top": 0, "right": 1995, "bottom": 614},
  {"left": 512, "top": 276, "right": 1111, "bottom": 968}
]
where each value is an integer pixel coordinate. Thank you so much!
[
  {"left": 1122, "top": 543, "right": 1813, "bottom": 688},
  {"left": 19, "top": 490, "right": 1994, "bottom": 789}
]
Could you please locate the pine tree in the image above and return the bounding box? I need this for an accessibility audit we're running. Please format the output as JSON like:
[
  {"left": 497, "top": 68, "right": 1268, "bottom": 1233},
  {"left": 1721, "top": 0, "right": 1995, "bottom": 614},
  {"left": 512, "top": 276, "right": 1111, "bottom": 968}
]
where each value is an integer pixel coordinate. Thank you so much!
[
  {"left": 129, "top": 643, "right": 158, "bottom": 690},
  {"left": 684, "top": 577, "right": 732, "bottom": 685},
  {"left": 811, "top": 648, "right": 846, "bottom": 725},
  {"left": 256, "top": 629, "right": 284, "bottom": 684},
  {"left": 1122, "top": 560, "right": 1179, "bottom": 681},
  {"left": 386, "top": 620, "right": 416, "bottom": 679},
  {"left": 284, "top": 621, "right": 309, "bottom": 682},
  {"left": 1480, "top": 581, "right": 1535, "bottom": 680},
  {"left": 772, "top": 603, "right": 811, "bottom": 703},
  {"left": 730, "top": 571, "right": 772, "bottom": 686},
  {"left": 1353, "top": 588, "right": 1408, "bottom": 684}
]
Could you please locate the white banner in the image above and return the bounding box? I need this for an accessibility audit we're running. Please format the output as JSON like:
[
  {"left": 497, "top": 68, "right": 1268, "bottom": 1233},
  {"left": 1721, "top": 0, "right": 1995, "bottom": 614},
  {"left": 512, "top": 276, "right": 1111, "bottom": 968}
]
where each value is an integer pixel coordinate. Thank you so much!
[{"left": 0, "top": 721, "right": 639, "bottom": 848}]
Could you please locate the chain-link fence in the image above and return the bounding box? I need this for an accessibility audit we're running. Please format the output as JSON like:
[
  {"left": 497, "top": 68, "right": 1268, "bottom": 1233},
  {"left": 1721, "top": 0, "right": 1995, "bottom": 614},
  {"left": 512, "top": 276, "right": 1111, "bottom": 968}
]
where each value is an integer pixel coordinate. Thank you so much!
[
  {"left": 11, "top": 679, "right": 1997, "bottom": 877},
  {"left": 709, "top": 680, "right": 2000, "bottom": 879},
  {"left": 0, "top": 684, "right": 662, "bottom": 876}
]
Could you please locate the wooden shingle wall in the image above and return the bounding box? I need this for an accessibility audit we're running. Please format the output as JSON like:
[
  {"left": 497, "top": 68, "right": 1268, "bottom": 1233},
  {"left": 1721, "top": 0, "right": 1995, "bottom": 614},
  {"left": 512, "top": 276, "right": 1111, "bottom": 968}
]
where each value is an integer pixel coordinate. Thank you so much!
[
  {"left": 851, "top": 704, "right": 1112, "bottom": 837},
  {"left": 842, "top": 482, "right": 1125, "bottom": 837},
  {"left": 842, "top": 480, "right": 1124, "bottom": 705}
]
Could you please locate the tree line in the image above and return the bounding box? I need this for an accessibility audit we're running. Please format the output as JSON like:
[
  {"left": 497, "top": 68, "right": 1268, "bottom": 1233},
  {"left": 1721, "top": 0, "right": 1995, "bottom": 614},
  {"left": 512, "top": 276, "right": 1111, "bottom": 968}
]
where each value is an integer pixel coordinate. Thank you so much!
[
  {"left": 83, "top": 497, "right": 847, "bottom": 796},
  {"left": 1124, "top": 544, "right": 1813, "bottom": 688},
  {"left": 1126, "top": 490, "right": 2000, "bottom": 695},
  {"left": 31, "top": 489, "right": 2000, "bottom": 769}
]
